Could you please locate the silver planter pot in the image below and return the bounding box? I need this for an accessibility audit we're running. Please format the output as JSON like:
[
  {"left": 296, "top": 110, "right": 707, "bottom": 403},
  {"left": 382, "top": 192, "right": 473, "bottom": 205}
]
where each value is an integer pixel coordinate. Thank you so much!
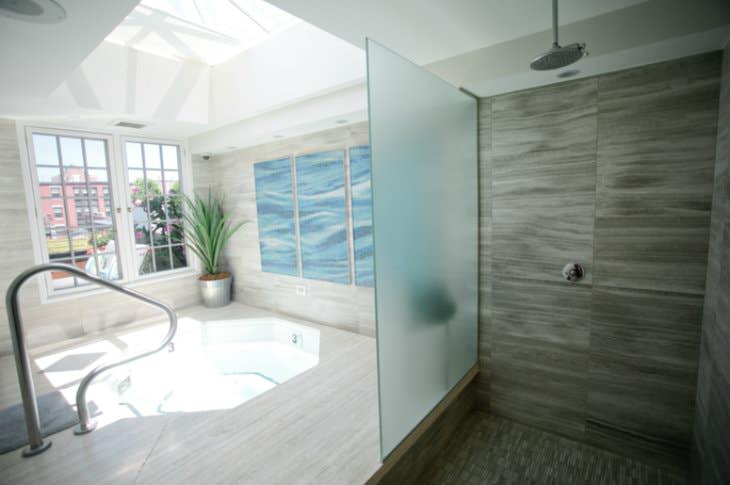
[{"left": 199, "top": 273, "right": 232, "bottom": 308}]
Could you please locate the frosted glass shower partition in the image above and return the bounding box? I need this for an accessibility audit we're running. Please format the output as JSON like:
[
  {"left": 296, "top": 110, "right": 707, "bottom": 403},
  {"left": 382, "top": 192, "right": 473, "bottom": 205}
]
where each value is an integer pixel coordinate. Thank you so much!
[{"left": 366, "top": 39, "right": 478, "bottom": 459}]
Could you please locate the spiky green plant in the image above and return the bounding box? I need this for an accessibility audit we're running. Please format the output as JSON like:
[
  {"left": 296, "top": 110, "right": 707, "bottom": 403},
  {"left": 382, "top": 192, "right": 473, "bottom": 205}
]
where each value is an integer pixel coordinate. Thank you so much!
[{"left": 178, "top": 189, "right": 247, "bottom": 276}]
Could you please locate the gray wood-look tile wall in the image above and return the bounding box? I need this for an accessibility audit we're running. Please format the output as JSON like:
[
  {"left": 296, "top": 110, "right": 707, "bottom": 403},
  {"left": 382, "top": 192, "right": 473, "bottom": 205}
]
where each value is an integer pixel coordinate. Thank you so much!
[
  {"left": 477, "top": 51, "right": 722, "bottom": 472},
  {"left": 693, "top": 43, "right": 730, "bottom": 485},
  {"left": 0, "top": 119, "right": 202, "bottom": 357},
  {"left": 193, "top": 123, "right": 376, "bottom": 337}
]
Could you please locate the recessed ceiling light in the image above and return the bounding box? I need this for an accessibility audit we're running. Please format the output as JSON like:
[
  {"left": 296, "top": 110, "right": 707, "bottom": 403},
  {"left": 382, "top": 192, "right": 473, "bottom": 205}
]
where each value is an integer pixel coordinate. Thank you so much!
[
  {"left": 557, "top": 69, "right": 580, "bottom": 79},
  {"left": 335, "top": 119, "right": 348, "bottom": 125},
  {"left": 0, "top": 0, "right": 66, "bottom": 24},
  {"left": 272, "top": 134, "right": 284, "bottom": 139},
  {"left": 226, "top": 146, "right": 237, "bottom": 150}
]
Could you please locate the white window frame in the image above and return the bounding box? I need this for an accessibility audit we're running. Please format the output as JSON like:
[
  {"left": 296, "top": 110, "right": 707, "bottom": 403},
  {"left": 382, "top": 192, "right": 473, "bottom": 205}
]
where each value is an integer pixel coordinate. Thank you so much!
[
  {"left": 17, "top": 123, "right": 199, "bottom": 303},
  {"left": 120, "top": 135, "right": 196, "bottom": 283}
]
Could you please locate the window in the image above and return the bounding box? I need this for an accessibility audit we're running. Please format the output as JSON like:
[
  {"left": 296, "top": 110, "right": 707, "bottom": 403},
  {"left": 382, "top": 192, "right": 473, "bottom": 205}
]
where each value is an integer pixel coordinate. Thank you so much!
[
  {"left": 25, "top": 128, "right": 192, "bottom": 298},
  {"left": 253, "top": 146, "right": 374, "bottom": 287},
  {"left": 125, "top": 141, "right": 187, "bottom": 275},
  {"left": 29, "top": 133, "right": 122, "bottom": 290}
]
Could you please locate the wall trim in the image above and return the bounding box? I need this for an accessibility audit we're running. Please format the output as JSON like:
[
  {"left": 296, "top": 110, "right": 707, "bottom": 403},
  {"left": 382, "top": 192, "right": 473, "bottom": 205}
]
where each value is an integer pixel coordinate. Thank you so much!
[{"left": 366, "top": 363, "right": 479, "bottom": 485}]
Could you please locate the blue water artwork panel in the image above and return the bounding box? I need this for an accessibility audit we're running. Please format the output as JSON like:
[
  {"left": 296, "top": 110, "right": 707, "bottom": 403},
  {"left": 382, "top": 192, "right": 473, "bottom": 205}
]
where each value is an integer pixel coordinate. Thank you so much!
[
  {"left": 295, "top": 150, "right": 350, "bottom": 284},
  {"left": 349, "top": 146, "right": 374, "bottom": 287},
  {"left": 253, "top": 157, "right": 298, "bottom": 276}
]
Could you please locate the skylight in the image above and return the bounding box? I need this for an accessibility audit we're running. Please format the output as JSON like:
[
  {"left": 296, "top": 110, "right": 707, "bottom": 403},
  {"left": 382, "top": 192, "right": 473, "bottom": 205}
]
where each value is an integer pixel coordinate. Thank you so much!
[{"left": 105, "top": 0, "right": 301, "bottom": 65}]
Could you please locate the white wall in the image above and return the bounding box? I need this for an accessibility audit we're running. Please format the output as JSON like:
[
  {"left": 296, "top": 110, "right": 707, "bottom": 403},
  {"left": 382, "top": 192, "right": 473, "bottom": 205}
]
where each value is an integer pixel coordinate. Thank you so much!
[{"left": 190, "top": 83, "right": 367, "bottom": 155}]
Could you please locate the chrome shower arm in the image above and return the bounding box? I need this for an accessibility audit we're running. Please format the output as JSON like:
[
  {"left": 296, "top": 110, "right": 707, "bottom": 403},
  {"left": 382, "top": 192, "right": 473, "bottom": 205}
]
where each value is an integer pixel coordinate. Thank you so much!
[
  {"left": 552, "top": 0, "right": 559, "bottom": 46},
  {"left": 5, "top": 263, "right": 178, "bottom": 456}
]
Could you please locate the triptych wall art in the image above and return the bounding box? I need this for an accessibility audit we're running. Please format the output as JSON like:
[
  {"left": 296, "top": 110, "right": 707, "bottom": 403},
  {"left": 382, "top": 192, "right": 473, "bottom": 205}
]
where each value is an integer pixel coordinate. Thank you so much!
[
  {"left": 253, "top": 157, "right": 298, "bottom": 276},
  {"left": 253, "top": 145, "right": 373, "bottom": 287},
  {"left": 349, "top": 145, "right": 374, "bottom": 287}
]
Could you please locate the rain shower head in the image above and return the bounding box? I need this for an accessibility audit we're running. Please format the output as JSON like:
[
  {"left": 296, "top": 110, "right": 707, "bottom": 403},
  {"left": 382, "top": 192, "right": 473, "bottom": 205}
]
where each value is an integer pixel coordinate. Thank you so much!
[
  {"left": 530, "top": 42, "right": 586, "bottom": 71},
  {"left": 530, "top": 0, "right": 586, "bottom": 71}
]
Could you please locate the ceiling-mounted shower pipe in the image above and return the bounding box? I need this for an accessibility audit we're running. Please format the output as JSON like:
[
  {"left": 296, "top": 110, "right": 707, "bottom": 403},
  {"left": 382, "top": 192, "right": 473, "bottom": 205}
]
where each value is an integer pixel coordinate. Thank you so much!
[{"left": 530, "top": 0, "right": 587, "bottom": 71}]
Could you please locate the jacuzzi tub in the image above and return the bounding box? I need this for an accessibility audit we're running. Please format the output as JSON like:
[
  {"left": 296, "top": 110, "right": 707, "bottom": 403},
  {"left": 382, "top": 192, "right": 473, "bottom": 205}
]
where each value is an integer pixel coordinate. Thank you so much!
[{"left": 87, "top": 317, "right": 320, "bottom": 418}]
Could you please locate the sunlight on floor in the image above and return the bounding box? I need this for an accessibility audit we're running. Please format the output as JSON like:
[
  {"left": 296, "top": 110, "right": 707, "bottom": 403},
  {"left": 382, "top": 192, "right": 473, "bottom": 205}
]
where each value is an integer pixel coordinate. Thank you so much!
[{"left": 32, "top": 316, "right": 320, "bottom": 430}]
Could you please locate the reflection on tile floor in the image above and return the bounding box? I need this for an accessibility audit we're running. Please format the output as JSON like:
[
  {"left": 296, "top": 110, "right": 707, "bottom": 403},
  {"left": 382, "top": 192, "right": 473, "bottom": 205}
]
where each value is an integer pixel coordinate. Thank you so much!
[{"left": 418, "top": 412, "right": 688, "bottom": 485}]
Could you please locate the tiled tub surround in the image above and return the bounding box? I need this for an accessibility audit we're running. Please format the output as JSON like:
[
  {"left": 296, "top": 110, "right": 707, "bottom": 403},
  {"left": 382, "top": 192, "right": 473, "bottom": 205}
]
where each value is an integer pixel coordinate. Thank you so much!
[
  {"left": 693, "top": 42, "right": 730, "bottom": 485},
  {"left": 192, "top": 123, "right": 375, "bottom": 338},
  {"left": 476, "top": 51, "right": 722, "bottom": 471},
  {"left": 0, "top": 302, "right": 380, "bottom": 484},
  {"left": 0, "top": 119, "right": 202, "bottom": 357}
]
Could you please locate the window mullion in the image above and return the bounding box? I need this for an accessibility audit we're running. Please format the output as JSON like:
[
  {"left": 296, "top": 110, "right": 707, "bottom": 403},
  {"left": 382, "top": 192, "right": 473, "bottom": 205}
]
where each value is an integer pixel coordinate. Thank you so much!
[
  {"left": 80, "top": 139, "right": 101, "bottom": 280},
  {"left": 53, "top": 136, "right": 78, "bottom": 288},
  {"left": 142, "top": 144, "right": 157, "bottom": 273},
  {"left": 110, "top": 135, "right": 136, "bottom": 284}
]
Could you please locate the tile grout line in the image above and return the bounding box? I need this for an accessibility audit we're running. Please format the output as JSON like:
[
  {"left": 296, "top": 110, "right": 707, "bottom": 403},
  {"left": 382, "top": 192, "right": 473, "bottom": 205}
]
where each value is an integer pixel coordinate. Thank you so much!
[{"left": 131, "top": 409, "right": 173, "bottom": 483}]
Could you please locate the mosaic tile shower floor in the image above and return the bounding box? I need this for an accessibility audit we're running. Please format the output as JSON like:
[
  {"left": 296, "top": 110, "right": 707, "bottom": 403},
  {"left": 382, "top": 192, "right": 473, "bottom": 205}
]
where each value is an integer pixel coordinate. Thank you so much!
[{"left": 417, "top": 412, "right": 688, "bottom": 485}]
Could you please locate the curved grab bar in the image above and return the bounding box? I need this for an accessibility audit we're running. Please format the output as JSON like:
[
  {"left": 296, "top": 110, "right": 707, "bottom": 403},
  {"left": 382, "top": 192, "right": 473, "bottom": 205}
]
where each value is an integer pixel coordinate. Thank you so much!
[{"left": 6, "top": 263, "right": 178, "bottom": 456}]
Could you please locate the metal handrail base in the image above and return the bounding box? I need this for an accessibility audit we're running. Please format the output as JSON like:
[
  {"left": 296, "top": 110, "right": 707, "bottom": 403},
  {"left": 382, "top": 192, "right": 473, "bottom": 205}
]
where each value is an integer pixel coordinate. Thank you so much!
[
  {"left": 6, "top": 263, "right": 178, "bottom": 457},
  {"left": 21, "top": 440, "right": 52, "bottom": 457},
  {"left": 74, "top": 420, "right": 97, "bottom": 435}
]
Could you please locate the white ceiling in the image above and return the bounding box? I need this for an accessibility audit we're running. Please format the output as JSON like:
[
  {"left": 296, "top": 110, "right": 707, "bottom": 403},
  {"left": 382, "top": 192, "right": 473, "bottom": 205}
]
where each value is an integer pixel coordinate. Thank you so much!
[
  {"left": 430, "top": 0, "right": 730, "bottom": 96},
  {"left": 268, "top": 0, "right": 730, "bottom": 97},
  {"left": 0, "top": 0, "right": 139, "bottom": 98},
  {"left": 2, "top": 0, "right": 729, "bottom": 150},
  {"left": 266, "top": 0, "right": 648, "bottom": 65}
]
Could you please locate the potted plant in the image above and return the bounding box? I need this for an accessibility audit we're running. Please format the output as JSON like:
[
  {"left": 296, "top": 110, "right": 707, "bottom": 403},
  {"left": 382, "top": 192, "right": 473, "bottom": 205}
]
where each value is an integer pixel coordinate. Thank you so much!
[{"left": 179, "top": 190, "right": 247, "bottom": 307}]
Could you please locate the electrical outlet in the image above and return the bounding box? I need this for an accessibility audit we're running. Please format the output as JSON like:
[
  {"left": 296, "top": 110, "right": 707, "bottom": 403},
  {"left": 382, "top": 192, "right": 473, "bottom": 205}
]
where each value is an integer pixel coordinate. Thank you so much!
[{"left": 295, "top": 285, "right": 306, "bottom": 296}]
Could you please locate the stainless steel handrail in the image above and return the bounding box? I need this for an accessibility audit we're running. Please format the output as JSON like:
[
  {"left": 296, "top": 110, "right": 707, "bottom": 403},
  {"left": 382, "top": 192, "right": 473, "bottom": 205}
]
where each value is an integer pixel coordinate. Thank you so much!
[{"left": 6, "top": 263, "right": 178, "bottom": 457}]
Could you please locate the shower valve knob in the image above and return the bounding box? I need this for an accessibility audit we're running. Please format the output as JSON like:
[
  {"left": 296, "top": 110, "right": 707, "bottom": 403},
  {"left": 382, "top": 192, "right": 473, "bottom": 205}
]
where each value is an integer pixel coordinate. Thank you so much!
[{"left": 562, "top": 263, "right": 584, "bottom": 282}]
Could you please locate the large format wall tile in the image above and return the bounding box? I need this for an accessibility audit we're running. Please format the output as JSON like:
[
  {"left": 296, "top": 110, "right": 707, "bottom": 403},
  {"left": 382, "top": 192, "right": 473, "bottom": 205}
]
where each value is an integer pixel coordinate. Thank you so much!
[
  {"left": 489, "top": 279, "right": 591, "bottom": 439},
  {"left": 476, "top": 98, "right": 493, "bottom": 409},
  {"left": 693, "top": 45, "right": 730, "bottom": 484},
  {"left": 484, "top": 79, "right": 597, "bottom": 438},
  {"left": 491, "top": 78, "right": 597, "bottom": 285},
  {"left": 594, "top": 51, "right": 721, "bottom": 295},
  {"left": 490, "top": 333, "right": 589, "bottom": 439},
  {"left": 587, "top": 287, "right": 703, "bottom": 462},
  {"left": 491, "top": 279, "right": 591, "bottom": 347},
  {"left": 477, "top": 52, "right": 722, "bottom": 473}
]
